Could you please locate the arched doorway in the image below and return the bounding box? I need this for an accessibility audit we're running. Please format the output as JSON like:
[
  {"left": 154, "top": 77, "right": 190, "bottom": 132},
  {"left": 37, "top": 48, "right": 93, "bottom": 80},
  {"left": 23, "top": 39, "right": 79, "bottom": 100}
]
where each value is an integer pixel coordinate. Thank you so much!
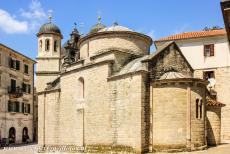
[
  {"left": 9, "top": 127, "right": 16, "bottom": 143},
  {"left": 22, "top": 127, "right": 29, "bottom": 143}
]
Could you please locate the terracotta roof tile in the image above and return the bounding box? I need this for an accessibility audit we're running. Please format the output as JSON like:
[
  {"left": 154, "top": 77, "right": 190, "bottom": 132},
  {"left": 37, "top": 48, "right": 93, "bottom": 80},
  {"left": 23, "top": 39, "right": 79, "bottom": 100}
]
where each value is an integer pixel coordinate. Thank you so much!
[
  {"left": 206, "top": 97, "right": 225, "bottom": 107},
  {"left": 155, "top": 29, "right": 226, "bottom": 42}
]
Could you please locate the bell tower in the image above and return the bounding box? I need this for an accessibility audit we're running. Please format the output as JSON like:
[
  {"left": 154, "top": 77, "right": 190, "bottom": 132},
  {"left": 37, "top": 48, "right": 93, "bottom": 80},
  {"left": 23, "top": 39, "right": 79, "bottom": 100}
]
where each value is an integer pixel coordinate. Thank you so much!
[{"left": 36, "top": 15, "right": 63, "bottom": 92}]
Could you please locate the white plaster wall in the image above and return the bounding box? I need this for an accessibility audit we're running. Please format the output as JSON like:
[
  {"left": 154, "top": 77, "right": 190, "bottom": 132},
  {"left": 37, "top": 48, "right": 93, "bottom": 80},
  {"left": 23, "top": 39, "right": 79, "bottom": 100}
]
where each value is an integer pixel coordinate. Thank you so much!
[{"left": 155, "top": 36, "right": 230, "bottom": 69}]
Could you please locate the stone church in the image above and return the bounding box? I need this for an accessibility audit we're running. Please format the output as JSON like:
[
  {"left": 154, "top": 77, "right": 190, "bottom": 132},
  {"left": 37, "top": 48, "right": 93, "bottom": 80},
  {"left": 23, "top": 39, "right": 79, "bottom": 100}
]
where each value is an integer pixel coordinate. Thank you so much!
[{"left": 36, "top": 17, "right": 224, "bottom": 153}]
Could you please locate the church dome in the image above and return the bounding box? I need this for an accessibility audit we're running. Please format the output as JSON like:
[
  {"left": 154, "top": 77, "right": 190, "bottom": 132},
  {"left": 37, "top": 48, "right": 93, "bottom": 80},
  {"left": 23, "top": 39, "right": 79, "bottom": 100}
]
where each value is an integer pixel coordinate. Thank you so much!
[
  {"left": 38, "top": 22, "right": 61, "bottom": 35},
  {"left": 89, "top": 23, "right": 106, "bottom": 34},
  {"left": 99, "top": 23, "right": 133, "bottom": 32},
  {"left": 89, "top": 16, "right": 106, "bottom": 34}
]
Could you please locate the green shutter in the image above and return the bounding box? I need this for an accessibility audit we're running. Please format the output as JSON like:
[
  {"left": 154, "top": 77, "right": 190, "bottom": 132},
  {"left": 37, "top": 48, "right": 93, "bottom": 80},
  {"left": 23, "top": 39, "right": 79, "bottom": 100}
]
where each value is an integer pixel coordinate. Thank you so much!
[
  {"left": 16, "top": 60, "right": 20, "bottom": 70},
  {"left": 28, "top": 85, "right": 31, "bottom": 94},
  {"left": 11, "top": 79, "right": 16, "bottom": 91},
  {"left": 21, "top": 103, "right": 24, "bottom": 113},
  {"left": 24, "top": 65, "right": 29, "bottom": 74},
  {"left": 28, "top": 104, "right": 30, "bottom": 113},
  {"left": 8, "top": 101, "right": 12, "bottom": 112},
  {"left": 15, "top": 102, "right": 20, "bottom": 112}
]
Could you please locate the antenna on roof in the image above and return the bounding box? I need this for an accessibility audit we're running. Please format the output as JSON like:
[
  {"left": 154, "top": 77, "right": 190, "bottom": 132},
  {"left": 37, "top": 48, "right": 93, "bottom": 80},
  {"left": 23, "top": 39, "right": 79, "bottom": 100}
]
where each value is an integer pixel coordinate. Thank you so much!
[
  {"left": 96, "top": 10, "right": 102, "bottom": 24},
  {"left": 74, "top": 22, "right": 77, "bottom": 29},
  {"left": 113, "top": 22, "right": 118, "bottom": 26},
  {"left": 98, "top": 15, "right": 102, "bottom": 24},
  {"left": 48, "top": 10, "right": 53, "bottom": 23}
]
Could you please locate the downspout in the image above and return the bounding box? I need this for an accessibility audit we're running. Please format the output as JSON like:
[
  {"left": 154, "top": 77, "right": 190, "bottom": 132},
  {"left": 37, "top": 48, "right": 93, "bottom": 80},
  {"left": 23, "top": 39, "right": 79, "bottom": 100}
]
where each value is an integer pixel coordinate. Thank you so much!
[
  {"left": 186, "top": 86, "right": 191, "bottom": 151},
  {"left": 32, "top": 63, "right": 35, "bottom": 142},
  {"left": 5, "top": 88, "right": 7, "bottom": 141},
  {"left": 83, "top": 109, "right": 85, "bottom": 148},
  {"left": 43, "top": 92, "right": 46, "bottom": 149}
]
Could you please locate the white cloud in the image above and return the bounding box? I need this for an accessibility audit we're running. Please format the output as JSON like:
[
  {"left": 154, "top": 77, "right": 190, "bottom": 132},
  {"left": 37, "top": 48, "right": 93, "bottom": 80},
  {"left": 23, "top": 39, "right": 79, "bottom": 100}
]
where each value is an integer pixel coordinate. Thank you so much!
[
  {"left": 0, "top": 0, "right": 49, "bottom": 34},
  {"left": 20, "top": 0, "right": 46, "bottom": 20},
  {"left": 0, "top": 9, "right": 28, "bottom": 34}
]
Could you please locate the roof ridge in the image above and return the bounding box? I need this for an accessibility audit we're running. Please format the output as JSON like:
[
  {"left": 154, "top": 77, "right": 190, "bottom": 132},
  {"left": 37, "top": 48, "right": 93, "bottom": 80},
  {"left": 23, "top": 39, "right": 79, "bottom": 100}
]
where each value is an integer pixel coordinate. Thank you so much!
[{"left": 155, "top": 29, "right": 226, "bottom": 42}]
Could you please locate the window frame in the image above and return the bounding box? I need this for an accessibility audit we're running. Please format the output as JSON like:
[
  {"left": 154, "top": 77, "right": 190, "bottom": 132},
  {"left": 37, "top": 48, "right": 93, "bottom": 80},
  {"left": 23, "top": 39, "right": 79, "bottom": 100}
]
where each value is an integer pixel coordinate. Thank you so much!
[
  {"left": 203, "top": 71, "right": 215, "bottom": 80},
  {"left": 45, "top": 39, "right": 50, "bottom": 51},
  {"left": 204, "top": 44, "right": 214, "bottom": 57},
  {"left": 24, "top": 64, "right": 29, "bottom": 75}
]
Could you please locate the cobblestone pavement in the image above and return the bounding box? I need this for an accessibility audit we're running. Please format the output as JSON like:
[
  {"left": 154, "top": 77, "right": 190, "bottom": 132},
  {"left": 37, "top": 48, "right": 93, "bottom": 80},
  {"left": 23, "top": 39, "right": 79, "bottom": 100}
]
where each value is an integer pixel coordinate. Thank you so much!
[{"left": 0, "top": 143, "right": 230, "bottom": 154}]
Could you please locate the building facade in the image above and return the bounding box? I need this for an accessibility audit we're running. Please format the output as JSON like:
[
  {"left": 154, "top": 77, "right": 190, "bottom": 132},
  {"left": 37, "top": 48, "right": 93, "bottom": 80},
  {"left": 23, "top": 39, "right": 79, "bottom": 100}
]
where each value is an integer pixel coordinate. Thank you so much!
[
  {"left": 155, "top": 29, "right": 230, "bottom": 142},
  {"left": 0, "top": 44, "right": 36, "bottom": 145},
  {"left": 36, "top": 15, "right": 225, "bottom": 152}
]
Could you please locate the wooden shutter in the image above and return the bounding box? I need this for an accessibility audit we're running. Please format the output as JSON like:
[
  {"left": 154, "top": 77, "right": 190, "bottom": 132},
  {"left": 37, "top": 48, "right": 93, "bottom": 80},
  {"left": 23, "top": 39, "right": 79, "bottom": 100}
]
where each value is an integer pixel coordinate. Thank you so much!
[
  {"left": 28, "top": 104, "right": 30, "bottom": 113},
  {"left": 28, "top": 85, "right": 31, "bottom": 94},
  {"left": 210, "top": 44, "right": 214, "bottom": 56},
  {"left": 16, "top": 60, "right": 20, "bottom": 70},
  {"left": 9, "top": 58, "right": 12, "bottom": 68},
  {"left": 11, "top": 79, "right": 16, "bottom": 91},
  {"left": 15, "top": 102, "right": 20, "bottom": 112},
  {"left": 8, "top": 101, "right": 12, "bottom": 112},
  {"left": 21, "top": 103, "right": 24, "bottom": 113}
]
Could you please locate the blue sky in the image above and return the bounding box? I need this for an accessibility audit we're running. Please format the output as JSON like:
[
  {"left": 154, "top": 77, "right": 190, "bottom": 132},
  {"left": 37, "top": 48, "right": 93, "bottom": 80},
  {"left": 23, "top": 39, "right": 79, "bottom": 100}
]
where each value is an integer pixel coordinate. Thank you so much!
[{"left": 0, "top": 0, "right": 224, "bottom": 59}]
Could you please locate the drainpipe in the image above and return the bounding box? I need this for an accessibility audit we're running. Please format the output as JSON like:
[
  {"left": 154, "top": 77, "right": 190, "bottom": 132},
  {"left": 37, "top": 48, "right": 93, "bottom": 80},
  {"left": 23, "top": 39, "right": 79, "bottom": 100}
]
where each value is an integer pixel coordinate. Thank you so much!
[
  {"left": 43, "top": 92, "right": 46, "bottom": 149},
  {"left": 186, "top": 86, "right": 191, "bottom": 151},
  {"left": 32, "top": 64, "right": 34, "bottom": 142},
  {"left": 5, "top": 88, "right": 7, "bottom": 142}
]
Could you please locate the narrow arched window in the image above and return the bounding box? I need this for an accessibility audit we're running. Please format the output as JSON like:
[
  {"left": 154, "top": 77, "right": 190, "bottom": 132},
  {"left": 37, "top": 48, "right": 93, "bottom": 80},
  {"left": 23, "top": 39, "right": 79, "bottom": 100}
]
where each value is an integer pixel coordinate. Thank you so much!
[
  {"left": 199, "top": 99, "right": 203, "bottom": 119},
  {"left": 39, "top": 40, "right": 42, "bottom": 51},
  {"left": 54, "top": 40, "right": 58, "bottom": 52},
  {"left": 45, "top": 39, "right": 50, "bottom": 51},
  {"left": 196, "top": 99, "right": 199, "bottom": 119},
  {"left": 79, "top": 77, "right": 84, "bottom": 99}
]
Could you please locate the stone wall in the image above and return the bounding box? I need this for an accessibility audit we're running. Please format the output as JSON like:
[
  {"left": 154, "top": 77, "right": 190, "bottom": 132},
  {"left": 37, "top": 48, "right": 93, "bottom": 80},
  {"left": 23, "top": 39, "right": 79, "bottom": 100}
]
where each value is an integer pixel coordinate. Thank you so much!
[
  {"left": 59, "top": 64, "right": 113, "bottom": 146},
  {"left": 151, "top": 81, "right": 206, "bottom": 151},
  {"left": 0, "top": 44, "right": 34, "bottom": 144},
  {"left": 149, "top": 44, "right": 193, "bottom": 80},
  {"left": 79, "top": 33, "right": 151, "bottom": 59},
  {"left": 194, "top": 67, "right": 230, "bottom": 141},
  {"left": 206, "top": 106, "right": 221, "bottom": 145},
  {"left": 108, "top": 73, "right": 148, "bottom": 153}
]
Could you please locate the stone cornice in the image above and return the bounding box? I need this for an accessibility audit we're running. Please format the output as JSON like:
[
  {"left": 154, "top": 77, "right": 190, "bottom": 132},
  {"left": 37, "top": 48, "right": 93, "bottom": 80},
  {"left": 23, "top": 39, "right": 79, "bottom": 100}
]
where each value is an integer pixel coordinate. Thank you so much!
[
  {"left": 79, "top": 31, "right": 152, "bottom": 46},
  {"left": 152, "top": 78, "right": 208, "bottom": 86},
  {"left": 36, "top": 71, "right": 60, "bottom": 75},
  {"left": 89, "top": 48, "right": 143, "bottom": 60},
  {"left": 107, "top": 70, "right": 149, "bottom": 81},
  {"left": 37, "top": 88, "right": 61, "bottom": 95},
  {"left": 36, "top": 57, "right": 61, "bottom": 60},
  {"left": 61, "top": 60, "right": 114, "bottom": 76}
]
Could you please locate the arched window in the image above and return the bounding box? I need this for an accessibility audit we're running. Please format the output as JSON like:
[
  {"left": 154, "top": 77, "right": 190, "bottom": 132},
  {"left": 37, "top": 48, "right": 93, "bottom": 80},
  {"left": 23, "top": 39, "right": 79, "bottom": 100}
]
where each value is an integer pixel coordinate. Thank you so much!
[
  {"left": 196, "top": 98, "right": 203, "bottom": 119},
  {"left": 54, "top": 40, "right": 58, "bottom": 52},
  {"left": 22, "top": 127, "right": 29, "bottom": 142},
  {"left": 79, "top": 77, "right": 84, "bottom": 99},
  {"left": 39, "top": 40, "right": 42, "bottom": 51},
  {"left": 9, "top": 127, "right": 16, "bottom": 143},
  {"left": 45, "top": 39, "right": 50, "bottom": 51},
  {"left": 196, "top": 99, "right": 199, "bottom": 119},
  {"left": 199, "top": 99, "right": 203, "bottom": 119}
]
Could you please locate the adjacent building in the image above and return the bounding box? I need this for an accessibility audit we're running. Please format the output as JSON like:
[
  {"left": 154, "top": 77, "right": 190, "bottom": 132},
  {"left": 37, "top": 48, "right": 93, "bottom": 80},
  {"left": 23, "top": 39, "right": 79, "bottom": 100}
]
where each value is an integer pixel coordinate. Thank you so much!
[
  {"left": 0, "top": 43, "right": 36, "bottom": 144},
  {"left": 155, "top": 28, "right": 230, "bottom": 142}
]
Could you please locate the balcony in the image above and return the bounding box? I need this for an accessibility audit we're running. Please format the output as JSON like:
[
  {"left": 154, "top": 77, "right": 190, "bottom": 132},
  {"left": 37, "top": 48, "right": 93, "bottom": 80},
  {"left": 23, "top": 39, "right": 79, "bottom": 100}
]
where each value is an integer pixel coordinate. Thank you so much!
[{"left": 8, "top": 86, "right": 23, "bottom": 98}]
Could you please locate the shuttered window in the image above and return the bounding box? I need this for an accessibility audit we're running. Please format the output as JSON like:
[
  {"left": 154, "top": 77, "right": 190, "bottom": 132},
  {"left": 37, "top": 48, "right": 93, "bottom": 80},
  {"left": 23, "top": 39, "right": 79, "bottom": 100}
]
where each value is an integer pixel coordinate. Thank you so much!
[
  {"left": 22, "top": 83, "right": 31, "bottom": 94},
  {"left": 8, "top": 58, "right": 20, "bottom": 70},
  {"left": 15, "top": 102, "right": 20, "bottom": 112},
  {"left": 21, "top": 103, "right": 24, "bottom": 113},
  {"left": 204, "top": 44, "right": 214, "bottom": 57}
]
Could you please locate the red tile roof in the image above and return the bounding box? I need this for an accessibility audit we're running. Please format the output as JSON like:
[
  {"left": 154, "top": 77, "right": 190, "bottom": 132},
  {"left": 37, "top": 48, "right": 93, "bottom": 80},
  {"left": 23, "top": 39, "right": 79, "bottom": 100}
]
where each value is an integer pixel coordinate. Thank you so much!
[
  {"left": 206, "top": 97, "right": 225, "bottom": 107},
  {"left": 155, "top": 29, "right": 227, "bottom": 42}
]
